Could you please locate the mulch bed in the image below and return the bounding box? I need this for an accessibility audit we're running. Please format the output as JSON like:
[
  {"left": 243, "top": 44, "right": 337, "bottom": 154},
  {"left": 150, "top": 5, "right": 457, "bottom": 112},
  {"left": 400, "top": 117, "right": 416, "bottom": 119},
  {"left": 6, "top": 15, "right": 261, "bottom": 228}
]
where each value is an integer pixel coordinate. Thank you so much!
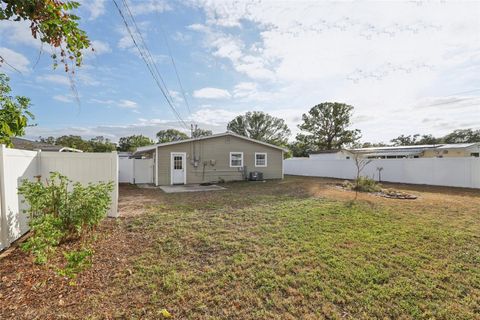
[{"left": 0, "top": 217, "right": 148, "bottom": 319}]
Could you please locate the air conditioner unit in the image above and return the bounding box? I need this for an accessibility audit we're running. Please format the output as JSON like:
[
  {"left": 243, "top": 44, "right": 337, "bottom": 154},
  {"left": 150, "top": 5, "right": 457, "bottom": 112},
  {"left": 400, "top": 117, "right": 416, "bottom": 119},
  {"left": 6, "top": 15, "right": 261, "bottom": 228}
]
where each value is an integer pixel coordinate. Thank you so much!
[{"left": 249, "top": 171, "right": 263, "bottom": 181}]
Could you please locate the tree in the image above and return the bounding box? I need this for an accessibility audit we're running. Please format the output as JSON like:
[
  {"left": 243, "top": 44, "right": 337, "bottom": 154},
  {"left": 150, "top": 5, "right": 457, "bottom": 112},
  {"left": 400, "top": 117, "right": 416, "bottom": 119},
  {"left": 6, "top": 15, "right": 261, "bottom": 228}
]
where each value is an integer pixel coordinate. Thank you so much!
[
  {"left": 352, "top": 152, "right": 372, "bottom": 201},
  {"left": 0, "top": 73, "right": 34, "bottom": 146},
  {"left": 417, "top": 134, "right": 441, "bottom": 145},
  {"left": 191, "top": 127, "right": 212, "bottom": 138},
  {"left": 38, "top": 136, "right": 56, "bottom": 145},
  {"left": 443, "top": 129, "right": 480, "bottom": 144},
  {"left": 360, "top": 142, "right": 388, "bottom": 148},
  {"left": 227, "top": 111, "right": 290, "bottom": 146},
  {"left": 0, "top": 0, "right": 91, "bottom": 71},
  {"left": 390, "top": 134, "right": 420, "bottom": 146},
  {"left": 41, "top": 135, "right": 116, "bottom": 152},
  {"left": 89, "top": 136, "right": 116, "bottom": 152},
  {"left": 156, "top": 129, "right": 189, "bottom": 143},
  {"left": 297, "top": 102, "right": 361, "bottom": 151},
  {"left": 55, "top": 135, "right": 92, "bottom": 151},
  {"left": 118, "top": 135, "right": 153, "bottom": 152},
  {"left": 288, "top": 136, "right": 315, "bottom": 157}
]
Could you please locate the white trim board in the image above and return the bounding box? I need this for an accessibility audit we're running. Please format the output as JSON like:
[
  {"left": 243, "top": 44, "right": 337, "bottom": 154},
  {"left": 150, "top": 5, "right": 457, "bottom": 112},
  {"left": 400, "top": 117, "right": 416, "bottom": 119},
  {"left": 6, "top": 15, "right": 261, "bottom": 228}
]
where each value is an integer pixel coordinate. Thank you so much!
[{"left": 135, "top": 132, "right": 288, "bottom": 154}]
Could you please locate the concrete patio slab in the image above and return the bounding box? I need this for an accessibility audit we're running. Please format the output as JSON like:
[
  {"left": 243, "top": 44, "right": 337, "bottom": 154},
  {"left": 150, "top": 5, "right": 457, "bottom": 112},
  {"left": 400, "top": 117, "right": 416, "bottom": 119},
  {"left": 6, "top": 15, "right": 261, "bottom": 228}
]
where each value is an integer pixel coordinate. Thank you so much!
[{"left": 159, "top": 184, "right": 226, "bottom": 193}]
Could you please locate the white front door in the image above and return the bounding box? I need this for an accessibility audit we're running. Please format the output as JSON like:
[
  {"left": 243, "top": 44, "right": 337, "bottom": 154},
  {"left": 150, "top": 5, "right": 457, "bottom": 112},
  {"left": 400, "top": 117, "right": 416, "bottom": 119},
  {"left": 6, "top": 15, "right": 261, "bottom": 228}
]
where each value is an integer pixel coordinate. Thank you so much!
[{"left": 171, "top": 153, "right": 186, "bottom": 184}]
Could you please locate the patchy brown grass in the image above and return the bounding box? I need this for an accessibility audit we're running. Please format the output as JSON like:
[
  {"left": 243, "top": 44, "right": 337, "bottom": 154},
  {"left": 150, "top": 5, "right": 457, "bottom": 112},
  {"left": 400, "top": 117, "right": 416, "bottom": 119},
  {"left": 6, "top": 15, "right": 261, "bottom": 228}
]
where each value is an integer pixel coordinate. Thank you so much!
[{"left": 1, "top": 176, "right": 479, "bottom": 319}]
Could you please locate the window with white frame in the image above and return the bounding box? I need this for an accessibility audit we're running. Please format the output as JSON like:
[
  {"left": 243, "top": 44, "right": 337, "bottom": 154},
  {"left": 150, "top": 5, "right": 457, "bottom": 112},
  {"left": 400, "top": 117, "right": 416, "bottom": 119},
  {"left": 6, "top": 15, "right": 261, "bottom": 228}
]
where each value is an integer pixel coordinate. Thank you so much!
[
  {"left": 230, "top": 152, "right": 243, "bottom": 167},
  {"left": 255, "top": 152, "right": 267, "bottom": 167}
]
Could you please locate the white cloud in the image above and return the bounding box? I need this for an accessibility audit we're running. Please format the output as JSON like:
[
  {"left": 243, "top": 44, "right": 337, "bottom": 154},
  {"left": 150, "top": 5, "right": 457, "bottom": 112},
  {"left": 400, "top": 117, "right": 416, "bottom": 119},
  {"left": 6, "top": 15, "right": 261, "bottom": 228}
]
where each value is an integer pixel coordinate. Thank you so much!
[
  {"left": 89, "top": 40, "right": 111, "bottom": 55},
  {"left": 187, "top": 0, "right": 480, "bottom": 142},
  {"left": 79, "top": 0, "right": 107, "bottom": 20},
  {"left": 193, "top": 87, "right": 231, "bottom": 99},
  {"left": 89, "top": 98, "right": 115, "bottom": 105},
  {"left": 118, "top": 99, "right": 138, "bottom": 109},
  {"left": 88, "top": 98, "right": 141, "bottom": 111},
  {"left": 53, "top": 95, "right": 74, "bottom": 103},
  {"left": 37, "top": 74, "right": 70, "bottom": 86},
  {"left": 0, "top": 47, "right": 30, "bottom": 73},
  {"left": 189, "top": 107, "right": 240, "bottom": 125},
  {"left": 128, "top": 0, "right": 172, "bottom": 15},
  {"left": 0, "top": 21, "right": 42, "bottom": 49}
]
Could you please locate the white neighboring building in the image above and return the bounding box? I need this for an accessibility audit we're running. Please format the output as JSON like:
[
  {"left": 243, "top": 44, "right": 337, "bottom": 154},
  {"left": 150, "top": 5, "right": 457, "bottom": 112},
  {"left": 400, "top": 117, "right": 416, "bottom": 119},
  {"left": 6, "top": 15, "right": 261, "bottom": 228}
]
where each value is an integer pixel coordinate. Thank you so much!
[{"left": 309, "top": 150, "right": 352, "bottom": 160}]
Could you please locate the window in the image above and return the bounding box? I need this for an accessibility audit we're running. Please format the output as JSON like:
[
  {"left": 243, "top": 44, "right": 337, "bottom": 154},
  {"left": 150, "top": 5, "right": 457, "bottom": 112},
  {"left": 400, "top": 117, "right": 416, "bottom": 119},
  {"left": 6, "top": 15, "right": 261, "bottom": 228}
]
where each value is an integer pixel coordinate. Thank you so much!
[
  {"left": 173, "top": 156, "right": 183, "bottom": 169},
  {"left": 471, "top": 152, "right": 479, "bottom": 157},
  {"left": 255, "top": 153, "right": 267, "bottom": 167},
  {"left": 230, "top": 152, "right": 243, "bottom": 167}
]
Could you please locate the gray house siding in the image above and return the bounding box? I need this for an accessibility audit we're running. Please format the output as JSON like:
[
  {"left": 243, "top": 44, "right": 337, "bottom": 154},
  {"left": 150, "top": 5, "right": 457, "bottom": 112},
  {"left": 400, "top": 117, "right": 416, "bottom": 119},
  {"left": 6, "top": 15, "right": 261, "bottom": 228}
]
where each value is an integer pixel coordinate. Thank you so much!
[{"left": 156, "top": 135, "right": 283, "bottom": 185}]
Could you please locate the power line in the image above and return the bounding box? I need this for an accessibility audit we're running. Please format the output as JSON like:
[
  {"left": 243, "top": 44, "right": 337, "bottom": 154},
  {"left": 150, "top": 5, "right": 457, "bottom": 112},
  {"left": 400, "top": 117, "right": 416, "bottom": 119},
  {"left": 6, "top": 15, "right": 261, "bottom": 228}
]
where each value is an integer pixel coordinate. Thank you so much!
[
  {"left": 121, "top": 0, "right": 177, "bottom": 107},
  {"left": 159, "top": 24, "right": 193, "bottom": 118},
  {"left": 112, "top": 0, "right": 189, "bottom": 130}
]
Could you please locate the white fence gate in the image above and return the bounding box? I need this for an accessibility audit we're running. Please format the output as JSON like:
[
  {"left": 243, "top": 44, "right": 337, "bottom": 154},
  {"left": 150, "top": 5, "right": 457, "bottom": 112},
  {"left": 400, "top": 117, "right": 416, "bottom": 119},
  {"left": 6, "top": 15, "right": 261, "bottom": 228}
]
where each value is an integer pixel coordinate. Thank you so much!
[
  {"left": 119, "top": 158, "right": 154, "bottom": 184},
  {"left": 284, "top": 157, "right": 480, "bottom": 189},
  {"left": 0, "top": 146, "right": 119, "bottom": 251}
]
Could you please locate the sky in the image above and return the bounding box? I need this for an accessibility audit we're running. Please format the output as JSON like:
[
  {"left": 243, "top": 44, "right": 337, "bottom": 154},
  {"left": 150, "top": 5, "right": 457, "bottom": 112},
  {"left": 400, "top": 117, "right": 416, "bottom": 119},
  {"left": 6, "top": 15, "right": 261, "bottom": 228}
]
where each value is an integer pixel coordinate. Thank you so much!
[{"left": 0, "top": 0, "right": 479, "bottom": 144}]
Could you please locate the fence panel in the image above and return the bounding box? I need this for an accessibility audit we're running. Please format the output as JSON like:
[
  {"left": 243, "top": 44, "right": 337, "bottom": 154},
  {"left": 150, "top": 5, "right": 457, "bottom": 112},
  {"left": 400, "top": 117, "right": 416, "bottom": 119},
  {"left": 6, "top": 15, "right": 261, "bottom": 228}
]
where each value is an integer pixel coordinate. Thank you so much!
[
  {"left": 39, "top": 152, "right": 119, "bottom": 217},
  {"left": 119, "top": 158, "right": 134, "bottom": 183},
  {"left": 0, "top": 147, "right": 119, "bottom": 251},
  {"left": 118, "top": 158, "right": 154, "bottom": 184},
  {"left": 134, "top": 159, "right": 154, "bottom": 184},
  {"left": 284, "top": 157, "right": 480, "bottom": 188}
]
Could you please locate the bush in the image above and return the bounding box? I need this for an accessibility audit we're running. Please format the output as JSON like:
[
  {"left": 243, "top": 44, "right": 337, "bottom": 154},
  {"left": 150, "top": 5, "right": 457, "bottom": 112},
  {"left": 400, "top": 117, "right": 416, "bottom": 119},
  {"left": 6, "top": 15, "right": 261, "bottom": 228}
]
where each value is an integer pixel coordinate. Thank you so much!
[
  {"left": 57, "top": 247, "right": 94, "bottom": 279},
  {"left": 352, "top": 176, "right": 381, "bottom": 193},
  {"left": 18, "top": 172, "right": 113, "bottom": 264},
  {"left": 21, "top": 214, "right": 64, "bottom": 264}
]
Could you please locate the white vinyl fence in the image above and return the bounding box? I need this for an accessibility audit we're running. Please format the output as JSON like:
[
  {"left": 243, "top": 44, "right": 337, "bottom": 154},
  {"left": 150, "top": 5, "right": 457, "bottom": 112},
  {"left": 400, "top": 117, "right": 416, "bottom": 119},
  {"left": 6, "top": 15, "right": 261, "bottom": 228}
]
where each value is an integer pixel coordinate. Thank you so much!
[
  {"left": 284, "top": 157, "right": 480, "bottom": 189},
  {"left": 119, "top": 158, "right": 154, "bottom": 184},
  {"left": 0, "top": 146, "right": 118, "bottom": 251}
]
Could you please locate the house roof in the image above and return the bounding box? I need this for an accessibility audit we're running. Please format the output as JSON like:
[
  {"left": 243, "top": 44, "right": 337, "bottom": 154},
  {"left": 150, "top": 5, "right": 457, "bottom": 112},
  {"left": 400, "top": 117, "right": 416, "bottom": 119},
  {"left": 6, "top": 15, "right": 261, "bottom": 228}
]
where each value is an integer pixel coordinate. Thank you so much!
[
  {"left": 135, "top": 131, "right": 289, "bottom": 154},
  {"left": 345, "top": 142, "right": 480, "bottom": 156},
  {"left": 436, "top": 143, "right": 479, "bottom": 149},
  {"left": 309, "top": 149, "right": 345, "bottom": 154},
  {"left": 11, "top": 137, "right": 83, "bottom": 152}
]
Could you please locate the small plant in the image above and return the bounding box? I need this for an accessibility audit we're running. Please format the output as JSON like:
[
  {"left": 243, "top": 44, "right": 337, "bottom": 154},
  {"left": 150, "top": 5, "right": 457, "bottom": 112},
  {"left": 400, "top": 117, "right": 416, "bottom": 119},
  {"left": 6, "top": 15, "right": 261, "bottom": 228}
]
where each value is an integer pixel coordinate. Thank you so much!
[
  {"left": 352, "top": 176, "right": 381, "bottom": 193},
  {"left": 57, "top": 247, "right": 94, "bottom": 279},
  {"left": 18, "top": 172, "right": 113, "bottom": 265}
]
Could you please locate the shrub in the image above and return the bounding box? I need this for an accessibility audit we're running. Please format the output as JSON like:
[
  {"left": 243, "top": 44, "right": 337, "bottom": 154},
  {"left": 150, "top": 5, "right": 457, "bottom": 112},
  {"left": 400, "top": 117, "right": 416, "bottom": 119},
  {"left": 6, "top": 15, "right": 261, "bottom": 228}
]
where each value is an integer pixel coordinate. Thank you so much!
[
  {"left": 352, "top": 176, "right": 381, "bottom": 193},
  {"left": 57, "top": 247, "right": 94, "bottom": 279},
  {"left": 18, "top": 172, "right": 113, "bottom": 264},
  {"left": 20, "top": 214, "right": 64, "bottom": 264}
]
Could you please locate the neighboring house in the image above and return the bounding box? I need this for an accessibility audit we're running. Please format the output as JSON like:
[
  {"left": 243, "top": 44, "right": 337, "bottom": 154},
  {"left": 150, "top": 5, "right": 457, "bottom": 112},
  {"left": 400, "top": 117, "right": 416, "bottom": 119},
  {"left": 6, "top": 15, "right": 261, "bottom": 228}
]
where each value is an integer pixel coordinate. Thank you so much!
[
  {"left": 350, "top": 143, "right": 480, "bottom": 159},
  {"left": 135, "top": 132, "right": 287, "bottom": 185},
  {"left": 423, "top": 143, "right": 480, "bottom": 158},
  {"left": 11, "top": 137, "right": 83, "bottom": 153},
  {"left": 309, "top": 149, "right": 352, "bottom": 160}
]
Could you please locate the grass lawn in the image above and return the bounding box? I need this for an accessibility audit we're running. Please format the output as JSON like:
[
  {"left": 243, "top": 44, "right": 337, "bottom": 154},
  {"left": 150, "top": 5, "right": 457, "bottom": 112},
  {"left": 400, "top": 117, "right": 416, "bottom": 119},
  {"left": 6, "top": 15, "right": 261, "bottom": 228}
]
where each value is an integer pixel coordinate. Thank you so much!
[{"left": 1, "top": 176, "right": 479, "bottom": 319}]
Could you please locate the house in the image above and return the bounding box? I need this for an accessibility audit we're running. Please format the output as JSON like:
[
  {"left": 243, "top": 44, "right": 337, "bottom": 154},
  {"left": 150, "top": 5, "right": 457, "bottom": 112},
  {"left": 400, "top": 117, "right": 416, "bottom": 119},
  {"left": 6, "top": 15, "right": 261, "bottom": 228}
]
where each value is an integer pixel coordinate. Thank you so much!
[
  {"left": 309, "top": 149, "right": 352, "bottom": 160},
  {"left": 422, "top": 143, "right": 480, "bottom": 158},
  {"left": 350, "top": 143, "right": 480, "bottom": 159},
  {"left": 134, "top": 132, "right": 287, "bottom": 185},
  {"left": 11, "top": 137, "right": 83, "bottom": 153}
]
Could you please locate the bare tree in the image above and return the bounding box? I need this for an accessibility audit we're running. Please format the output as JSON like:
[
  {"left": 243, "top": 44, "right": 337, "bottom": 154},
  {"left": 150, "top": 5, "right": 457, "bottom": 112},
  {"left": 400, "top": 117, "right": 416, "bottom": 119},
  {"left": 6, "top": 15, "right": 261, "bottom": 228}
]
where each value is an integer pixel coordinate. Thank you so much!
[{"left": 351, "top": 151, "right": 372, "bottom": 200}]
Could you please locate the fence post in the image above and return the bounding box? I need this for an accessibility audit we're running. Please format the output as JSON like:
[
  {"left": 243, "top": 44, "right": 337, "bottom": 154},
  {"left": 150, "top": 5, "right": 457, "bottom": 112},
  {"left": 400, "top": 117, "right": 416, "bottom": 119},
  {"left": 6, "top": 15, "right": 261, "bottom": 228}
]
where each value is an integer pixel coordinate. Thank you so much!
[
  {"left": 108, "top": 151, "right": 119, "bottom": 218},
  {"left": 0, "top": 145, "right": 10, "bottom": 249}
]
